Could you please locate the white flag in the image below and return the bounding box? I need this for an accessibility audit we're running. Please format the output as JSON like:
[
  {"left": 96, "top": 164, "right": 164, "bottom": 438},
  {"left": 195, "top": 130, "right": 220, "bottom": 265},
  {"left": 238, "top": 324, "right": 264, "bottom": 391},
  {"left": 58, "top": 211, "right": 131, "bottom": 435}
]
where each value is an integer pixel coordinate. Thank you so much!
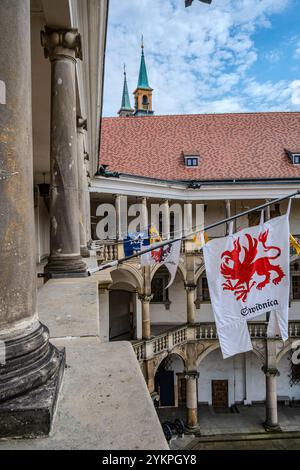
[
  {"left": 141, "top": 240, "right": 181, "bottom": 289},
  {"left": 203, "top": 210, "right": 290, "bottom": 359},
  {"left": 164, "top": 240, "right": 181, "bottom": 288}
]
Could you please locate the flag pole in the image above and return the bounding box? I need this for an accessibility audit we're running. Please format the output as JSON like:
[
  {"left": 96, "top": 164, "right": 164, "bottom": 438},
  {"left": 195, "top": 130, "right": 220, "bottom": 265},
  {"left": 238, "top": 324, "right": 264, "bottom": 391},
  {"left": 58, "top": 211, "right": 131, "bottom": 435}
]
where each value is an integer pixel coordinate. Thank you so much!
[{"left": 89, "top": 190, "right": 300, "bottom": 274}]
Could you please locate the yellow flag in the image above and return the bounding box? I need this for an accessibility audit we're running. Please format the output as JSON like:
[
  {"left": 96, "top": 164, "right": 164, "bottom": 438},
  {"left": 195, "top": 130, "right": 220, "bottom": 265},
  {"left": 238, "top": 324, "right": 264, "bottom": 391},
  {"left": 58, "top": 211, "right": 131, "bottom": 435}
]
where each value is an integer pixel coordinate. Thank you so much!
[
  {"left": 290, "top": 233, "right": 300, "bottom": 255},
  {"left": 192, "top": 231, "right": 209, "bottom": 247},
  {"left": 149, "top": 226, "right": 161, "bottom": 244}
]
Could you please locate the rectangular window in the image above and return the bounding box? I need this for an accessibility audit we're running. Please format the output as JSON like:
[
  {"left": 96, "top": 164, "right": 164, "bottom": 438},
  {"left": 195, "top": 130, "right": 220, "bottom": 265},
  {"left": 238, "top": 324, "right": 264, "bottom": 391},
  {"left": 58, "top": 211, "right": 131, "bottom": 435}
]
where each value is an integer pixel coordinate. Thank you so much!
[
  {"left": 151, "top": 275, "right": 169, "bottom": 303},
  {"left": 185, "top": 156, "right": 199, "bottom": 167},
  {"left": 294, "top": 155, "right": 300, "bottom": 165},
  {"left": 152, "top": 277, "right": 164, "bottom": 302},
  {"left": 292, "top": 275, "right": 300, "bottom": 300},
  {"left": 202, "top": 277, "right": 210, "bottom": 301},
  {"left": 291, "top": 360, "right": 300, "bottom": 385}
]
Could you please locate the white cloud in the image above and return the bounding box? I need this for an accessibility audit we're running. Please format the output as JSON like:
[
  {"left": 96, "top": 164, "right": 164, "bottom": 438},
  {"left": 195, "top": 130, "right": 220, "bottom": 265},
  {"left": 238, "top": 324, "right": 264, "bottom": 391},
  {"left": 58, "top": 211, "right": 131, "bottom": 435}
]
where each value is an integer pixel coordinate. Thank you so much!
[
  {"left": 264, "top": 50, "right": 281, "bottom": 63},
  {"left": 103, "top": 0, "right": 295, "bottom": 116},
  {"left": 295, "top": 41, "right": 300, "bottom": 58},
  {"left": 290, "top": 80, "right": 300, "bottom": 105}
]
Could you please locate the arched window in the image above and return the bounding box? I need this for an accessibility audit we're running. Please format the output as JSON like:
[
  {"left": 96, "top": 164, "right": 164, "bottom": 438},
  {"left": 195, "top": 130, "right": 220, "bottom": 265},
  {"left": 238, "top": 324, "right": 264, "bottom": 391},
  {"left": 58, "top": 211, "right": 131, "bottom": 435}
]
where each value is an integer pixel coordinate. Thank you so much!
[{"left": 142, "top": 95, "right": 149, "bottom": 106}]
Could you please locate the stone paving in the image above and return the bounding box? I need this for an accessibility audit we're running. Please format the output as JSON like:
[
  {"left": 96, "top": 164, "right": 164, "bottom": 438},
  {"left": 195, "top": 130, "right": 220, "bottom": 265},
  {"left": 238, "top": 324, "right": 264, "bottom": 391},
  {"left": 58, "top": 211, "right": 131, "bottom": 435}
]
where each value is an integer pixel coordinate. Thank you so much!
[
  {"left": 158, "top": 403, "right": 300, "bottom": 449},
  {"left": 187, "top": 434, "right": 300, "bottom": 450}
]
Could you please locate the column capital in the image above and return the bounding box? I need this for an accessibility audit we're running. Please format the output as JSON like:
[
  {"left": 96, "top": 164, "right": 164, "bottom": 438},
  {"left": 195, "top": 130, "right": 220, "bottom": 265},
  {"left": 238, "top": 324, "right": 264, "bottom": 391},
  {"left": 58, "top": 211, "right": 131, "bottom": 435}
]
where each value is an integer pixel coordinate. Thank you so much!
[
  {"left": 184, "top": 370, "right": 199, "bottom": 380},
  {"left": 138, "top": 293, "right": 153, "bottom": 303},
  {"left": 185, "top": 282, "right": 197, "bottom": 292},
  {"left": 41, "top": 27, "right": 82, "bottom": 61},
  {"left": 77, "top": 116, "right": 87, "bottom": 132},
  {"left": 262, "top": 366, "right": 280, "bottom": 377}
]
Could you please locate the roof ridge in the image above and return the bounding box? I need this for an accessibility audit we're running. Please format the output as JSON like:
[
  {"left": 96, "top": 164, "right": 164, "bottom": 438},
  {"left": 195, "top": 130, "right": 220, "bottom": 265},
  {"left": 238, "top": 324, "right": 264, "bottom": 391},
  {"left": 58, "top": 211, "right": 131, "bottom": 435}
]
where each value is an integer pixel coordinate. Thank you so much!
[{"left": 102, "top": 110, "right": 300, "bottom": 120}]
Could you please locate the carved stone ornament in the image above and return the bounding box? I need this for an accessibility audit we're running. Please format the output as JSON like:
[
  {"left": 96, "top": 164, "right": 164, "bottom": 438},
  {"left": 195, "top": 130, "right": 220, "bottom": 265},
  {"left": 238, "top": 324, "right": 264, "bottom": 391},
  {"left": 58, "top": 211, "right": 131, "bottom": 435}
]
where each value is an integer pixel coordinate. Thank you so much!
[
  {"left": 41, "top": 27, "right": 82, "bottom": 61},
  {"left": 184, "top": 370, "right": 199, "bottom": 380}
]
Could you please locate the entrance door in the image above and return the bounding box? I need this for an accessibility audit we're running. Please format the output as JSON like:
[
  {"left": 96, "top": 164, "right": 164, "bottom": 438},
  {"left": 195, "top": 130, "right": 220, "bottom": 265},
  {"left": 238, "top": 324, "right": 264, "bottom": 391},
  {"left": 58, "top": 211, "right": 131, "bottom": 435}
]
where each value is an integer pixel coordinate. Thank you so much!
[
  {"left": 155, "top": 370, "right": 175, "bottom": 407},
  {"left": 212, "top": 380, "right": 228, "bottom": 407}
]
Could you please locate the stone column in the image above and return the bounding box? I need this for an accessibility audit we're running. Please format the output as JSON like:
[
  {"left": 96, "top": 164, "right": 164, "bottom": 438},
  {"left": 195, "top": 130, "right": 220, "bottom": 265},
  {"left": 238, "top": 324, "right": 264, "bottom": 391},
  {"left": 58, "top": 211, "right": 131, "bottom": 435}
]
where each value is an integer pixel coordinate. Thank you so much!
[
  {"left": 145, "top": 359, "right": 155, "bottom": 394},
  {"left": 0, "top": 0, "right": 64, "bottom": 437},
  {"left": 84, "top": 153, "right": 92, "bottom": 244},
  {"left": 185, "top": 371, "right": 199, "bottom": 429},
  {"left": 141, "top": 197, "right": 148, "bottom": 231},
  {"left": 140, "top": 294, "right": 152, "bottom": 340},
  {"left": 225, "top": 199, "right": 231, "bottom": 235},
  {"left": 115, "top": 194, "right": 126, "bottom": 259},
  {"left": 265, "top": 199, "right": 271, "bottom": 222},
  {"left": 41, "top": 27, "right": 86, "bottom": 275},
  {"left": 184, "top": 201, "right": 193, "bottom": 237},
  {"left": 263, "top": 367, "right": 281, "bottom": 431},
  {"left": 162, "top": 200, "right": 170, "bottom": 239},
  {"left": 185, "top": 284, "right": 196, "bottom": 324},
  {"left": 99, "top": 285, "right": 110, "bottom": 342},
  {"left": 77, "top": 117, "right": 89, "bottom": 257},
  {"left": 133, "top": 292, "right": 142, "bottom": 340}
]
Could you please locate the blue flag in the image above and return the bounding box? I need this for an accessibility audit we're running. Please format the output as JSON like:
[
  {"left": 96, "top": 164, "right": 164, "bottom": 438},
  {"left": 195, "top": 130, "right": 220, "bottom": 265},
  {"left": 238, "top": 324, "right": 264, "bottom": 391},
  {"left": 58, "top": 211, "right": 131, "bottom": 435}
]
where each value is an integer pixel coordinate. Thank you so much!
[{"left": 123, "top": 231, "right": 150, "bottom": 257}]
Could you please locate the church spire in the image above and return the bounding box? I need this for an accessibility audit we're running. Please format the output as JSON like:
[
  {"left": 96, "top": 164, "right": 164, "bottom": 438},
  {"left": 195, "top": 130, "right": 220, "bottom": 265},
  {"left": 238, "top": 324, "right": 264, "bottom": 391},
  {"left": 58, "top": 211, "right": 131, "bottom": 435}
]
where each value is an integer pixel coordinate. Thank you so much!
[
  {"left": 133, "top": 37, "right": 154, "bottom": 116},
  {"left": 137, "top": 35, "right": 150, "bottom": 89},
  {"left": 118, "top": 64, "right": 134, "bottom": 117}
]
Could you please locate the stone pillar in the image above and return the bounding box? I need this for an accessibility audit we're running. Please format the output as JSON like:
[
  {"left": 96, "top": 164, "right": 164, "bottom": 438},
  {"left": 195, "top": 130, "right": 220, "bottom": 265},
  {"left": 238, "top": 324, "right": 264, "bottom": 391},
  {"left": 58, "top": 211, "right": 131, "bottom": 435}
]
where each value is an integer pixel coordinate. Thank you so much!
[
  {"left": 140, "top": 294, "right": 152, "bottom": 340},
  {"left": 0, "top": 0, "right": 64, "bottom": 437},
  {"left": 185, "top": 371, "right": 199, "bottom": 429},
  {"left": 162, "top": 200, "right": 170, "bottom": 239},
  {"left": 77, "top": 117, "right": 89, "bottom": 257},
  {"left": 41, "top": 27, "right": 86, "bottom": 276},
  {"left": 99, "top": 285, "right": 110, "bottom": 342},
  {"left": 225, "top": 199, "right": 231, "bottom": 235},
  {"left": 115, "top": 194, "right": 126, "bottom": 259},
  {"left": 184, "top": 201, "right": 193, "bottom": 237},
  {"left": 133, "top": 292, "right": 142, "bottom": 340},
  {"left": 141, "top": 197, "right": 148, "bottom": 231},
  {"left": 84, "top": 153, "right": 92, "bottom": 244},
  {"left": 145, "top": 359, "right": 155, "bottom": 394},
  {"left": 185, "top": 284, "right": 196, "bottom": 324},
  {"left": 265, "top": 199, "right": 271, "bottom": 222},
  {"left": 263, "top": 367, "right": 281, "bottom": 431}
]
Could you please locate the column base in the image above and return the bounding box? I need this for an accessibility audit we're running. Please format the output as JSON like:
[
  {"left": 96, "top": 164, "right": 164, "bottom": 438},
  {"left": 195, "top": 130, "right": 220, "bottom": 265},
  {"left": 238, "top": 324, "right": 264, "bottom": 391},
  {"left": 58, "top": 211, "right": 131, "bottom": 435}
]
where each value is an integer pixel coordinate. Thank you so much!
[
  {"left": 80, "top": 246, "right": 90, "bottom": 258},
  {"left": 263, "top": 421, "right": 282, "bottom": 433},
  {"left": 0, "top": 348, "right": 65, "bottom": 438},
  {"left": 45, "top": 254, "right": 87, "bottom": 276}
]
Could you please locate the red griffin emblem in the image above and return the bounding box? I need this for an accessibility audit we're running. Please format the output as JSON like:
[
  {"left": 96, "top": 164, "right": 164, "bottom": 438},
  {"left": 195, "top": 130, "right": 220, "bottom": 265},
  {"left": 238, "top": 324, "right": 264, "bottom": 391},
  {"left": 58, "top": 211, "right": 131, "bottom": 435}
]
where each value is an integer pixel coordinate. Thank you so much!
[
  {"left": 151, "top": 244, "right": 171, "bottom": 263},
  {"left": 220, "top": 229, "right": 285, "bottom": 302}
]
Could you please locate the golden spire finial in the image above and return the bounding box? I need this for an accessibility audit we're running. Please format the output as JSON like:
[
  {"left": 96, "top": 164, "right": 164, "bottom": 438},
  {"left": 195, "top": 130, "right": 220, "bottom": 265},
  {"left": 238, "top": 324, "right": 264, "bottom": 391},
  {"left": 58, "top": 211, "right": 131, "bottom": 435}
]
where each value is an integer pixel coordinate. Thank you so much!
[{"left": 141, "top": 34, "right": 144, "bottom": 50}]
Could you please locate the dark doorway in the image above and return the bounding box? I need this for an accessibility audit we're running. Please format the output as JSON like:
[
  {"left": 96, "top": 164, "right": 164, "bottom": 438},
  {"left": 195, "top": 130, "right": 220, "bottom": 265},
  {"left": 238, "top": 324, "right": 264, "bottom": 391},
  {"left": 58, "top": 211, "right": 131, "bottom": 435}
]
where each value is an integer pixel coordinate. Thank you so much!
[
  {"left": 109, "top": 289, "right": 132, "bottom": 340},
  {"left": 212, "top": 380, "right": 228, "bottom": 408},
  {"left": 155, "top": 364, "right": 175, "bottom": 407}
]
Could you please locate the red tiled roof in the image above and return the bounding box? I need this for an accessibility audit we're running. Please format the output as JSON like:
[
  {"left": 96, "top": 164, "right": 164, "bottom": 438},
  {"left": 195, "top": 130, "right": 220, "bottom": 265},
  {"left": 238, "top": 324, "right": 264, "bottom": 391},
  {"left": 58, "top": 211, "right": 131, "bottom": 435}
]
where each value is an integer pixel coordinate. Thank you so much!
[{"left": 99, "top": 112, "right": 300, "bottom": 181}]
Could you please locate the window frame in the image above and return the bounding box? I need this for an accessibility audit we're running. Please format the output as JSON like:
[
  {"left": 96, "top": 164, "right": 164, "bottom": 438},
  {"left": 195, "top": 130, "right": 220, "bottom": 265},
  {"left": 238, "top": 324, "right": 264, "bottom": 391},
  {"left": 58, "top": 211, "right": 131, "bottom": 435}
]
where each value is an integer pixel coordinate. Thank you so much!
[
  {"left": 151, "top": 272, "right": 170, "bottom": 306},
  {"left": 184, "top": 155, "right": 199, "bottom": 167},
  {"left": 292, "top": 273, "right": 300, "bottom": 301}
]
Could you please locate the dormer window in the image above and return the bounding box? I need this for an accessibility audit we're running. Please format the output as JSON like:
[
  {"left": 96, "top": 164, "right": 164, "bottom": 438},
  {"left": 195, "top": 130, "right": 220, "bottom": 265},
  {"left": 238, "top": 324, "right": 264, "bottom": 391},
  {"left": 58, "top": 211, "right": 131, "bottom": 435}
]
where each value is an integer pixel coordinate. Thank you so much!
[
  {"left": 293, "top": 155, "right": 300, "bottom": 165},
  {"left": 285, "top": 149, "right": 300, "bottom": 166},
  {"left": 183, "top": 154, "right": 199, "bottom": 167}
]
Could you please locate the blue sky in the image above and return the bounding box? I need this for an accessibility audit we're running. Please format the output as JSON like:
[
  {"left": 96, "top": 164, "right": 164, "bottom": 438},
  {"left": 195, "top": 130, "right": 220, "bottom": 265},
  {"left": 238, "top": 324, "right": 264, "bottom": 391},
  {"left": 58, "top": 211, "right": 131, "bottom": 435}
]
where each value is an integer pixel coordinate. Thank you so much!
[{"left": 102, "top": 0, "right": 300, "bottom": 116}]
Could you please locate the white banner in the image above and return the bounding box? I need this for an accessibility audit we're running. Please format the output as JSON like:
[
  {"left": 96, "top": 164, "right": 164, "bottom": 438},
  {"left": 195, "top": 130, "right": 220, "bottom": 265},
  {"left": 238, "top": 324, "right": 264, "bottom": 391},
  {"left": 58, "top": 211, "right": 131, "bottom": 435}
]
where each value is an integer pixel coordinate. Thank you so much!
[
  {"left": 203, "top": 211, "right": 290, "bottom": 358},
  {"left": 141, "top": 240, "right": 181, "bottom": 289}
]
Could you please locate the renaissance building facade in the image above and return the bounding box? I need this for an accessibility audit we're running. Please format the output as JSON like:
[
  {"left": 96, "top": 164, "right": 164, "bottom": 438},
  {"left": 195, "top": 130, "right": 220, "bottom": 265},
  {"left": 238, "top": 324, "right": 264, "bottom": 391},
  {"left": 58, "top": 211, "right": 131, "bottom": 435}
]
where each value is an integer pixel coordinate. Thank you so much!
[{"left": 90, "top": 43, "right": 300, "bottom": 431}]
